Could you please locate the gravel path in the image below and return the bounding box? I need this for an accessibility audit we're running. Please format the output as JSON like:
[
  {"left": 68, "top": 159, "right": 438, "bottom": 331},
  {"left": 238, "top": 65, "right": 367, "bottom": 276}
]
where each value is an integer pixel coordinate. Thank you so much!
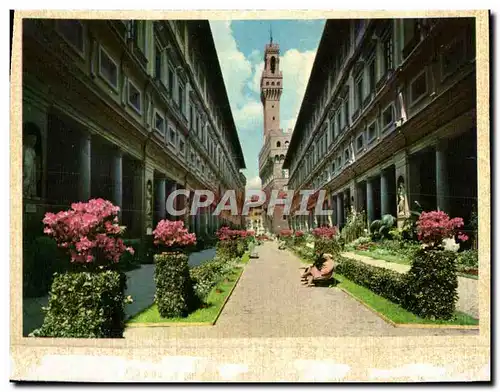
[
  {"left": 342, "top": 251, "right": 479, "bottom": 319},
  {"left": 125, "top": 242, "right": 477, "bottom": 340}
]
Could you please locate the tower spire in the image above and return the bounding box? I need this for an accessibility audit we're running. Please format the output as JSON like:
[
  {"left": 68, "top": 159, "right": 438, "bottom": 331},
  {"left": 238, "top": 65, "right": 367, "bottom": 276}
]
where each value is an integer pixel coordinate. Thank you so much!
[{"left": 270, "top": 24, "right": 273, "bottom": 44}]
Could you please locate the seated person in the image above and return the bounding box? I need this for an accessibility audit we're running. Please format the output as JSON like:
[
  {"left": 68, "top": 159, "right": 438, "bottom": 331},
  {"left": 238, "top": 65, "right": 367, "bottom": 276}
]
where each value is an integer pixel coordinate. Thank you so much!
[{"left": 301, "top": 253, "right": 335, "bottom": 286}]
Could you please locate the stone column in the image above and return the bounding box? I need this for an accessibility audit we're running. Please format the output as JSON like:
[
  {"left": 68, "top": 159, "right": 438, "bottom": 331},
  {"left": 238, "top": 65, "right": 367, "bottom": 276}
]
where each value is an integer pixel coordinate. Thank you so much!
[
  {"left": 79, "top": 132, "right": 91, "bottom": 201},
  {"left": 366, "top": 178, "right": 375, "bottom": 225},
  {"left": 132, "top": 161, "right": 144, "bottom": 237},
  {"left": 380, "top": 170, "right": 390, "bottom": 216},
  {"left": 156, "top": 178, "right": 166, "bottom": 220},
  {"left": 436, "top": 140, "right": 449, "bottom": 212},
  {"left": 112, "top": 149, "right": 123, "bottom": 210},
  {"left": 336, "top": 194, "right": 343, "bottom": 228}
]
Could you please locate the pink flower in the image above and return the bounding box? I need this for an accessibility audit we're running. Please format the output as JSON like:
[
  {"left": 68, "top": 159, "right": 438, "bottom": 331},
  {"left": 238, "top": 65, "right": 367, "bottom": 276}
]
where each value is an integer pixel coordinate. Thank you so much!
[
  {"left": 42, "top": 199, "right": 133, "bottom": 264},
  {"left": 417, "top": 210, "right": 466, "bottom": 247},
  {"left": 153, "top": 219, "right": 197, "bottom": 248},
  {"left": 458, "top": 233, "right": 469, "bottom": 242}
]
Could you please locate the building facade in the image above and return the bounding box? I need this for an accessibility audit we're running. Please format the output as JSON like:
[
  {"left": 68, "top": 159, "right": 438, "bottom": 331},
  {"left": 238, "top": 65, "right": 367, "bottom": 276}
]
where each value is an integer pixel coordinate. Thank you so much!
[
  {"left": 283, "top": 18, "right": 477, "bottom": 233},
  {"left": 258, "top": 40, "right": 291, "bottom": 233},
  {"left": 22, "top": 19, "right": 246, "bottom": 240}
]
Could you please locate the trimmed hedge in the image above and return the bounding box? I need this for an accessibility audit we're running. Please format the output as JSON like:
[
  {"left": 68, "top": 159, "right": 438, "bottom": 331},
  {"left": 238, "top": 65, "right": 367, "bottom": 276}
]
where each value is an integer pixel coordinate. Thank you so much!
[
  {"left": 337, "top": 248, "right": 460, "bottom": 320},
  {"left": 30, "top": 270, "right": 127, "bottom": 338},
  {"left": 404, "top": 249, "right": 458, "bottom": 319},
  {"left": 336, "top": 257, "right": 407, "bottom": 305},
  {"left": 154, "top": 252, "right": 194, "bottom": 318},
  {"left": 216, "top": 240, "right": 239, "bottom": 260}
]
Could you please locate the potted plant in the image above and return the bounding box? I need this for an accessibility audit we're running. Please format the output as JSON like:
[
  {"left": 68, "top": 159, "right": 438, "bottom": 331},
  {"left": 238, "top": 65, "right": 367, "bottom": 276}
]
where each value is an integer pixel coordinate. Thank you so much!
[
  {"left": 32, "top": 198, "right": 134, "bottom": 338},
  {"left": 152, "top": 219, "right": 197, "bottom": 318},
  {"left": 404, "top": 210, "right": 468, "bottom": 320}
]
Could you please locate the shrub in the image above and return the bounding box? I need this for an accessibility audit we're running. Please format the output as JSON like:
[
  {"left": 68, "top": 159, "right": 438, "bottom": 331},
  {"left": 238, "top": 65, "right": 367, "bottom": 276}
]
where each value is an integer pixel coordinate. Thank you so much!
[
  {"left": 416, "top": 211, "right": 467, "bottom": 248},
  {"left": 153, "top": 219, "right": 196, "bottom": 249},
  {"left": 404, "top": 248, "right": 458, "bottom": 319},
  {"left": 120, "top": 239, "right": 142, "bottom": 271},
  {"left": 370, "top": 214, "right": 396, "bottom": 241},
  {"left": 456, "top": 249, "right": 478, "bottom": 268},
  {"left": 30, "top": 270, "right": 127, "bottom": 338},
  {"left": 42, "top": 199, "right": 134, "bottom": 264},
  {"left": 190, "top": 257, "right": 234, "bottom": 300},
  {"left": 312, "top": 225, "right": 338, "bottom": 239},
  {"left": 314, "top": 238, "right": 341, "bottom": 262},
  {"left": 216, "top": 240, "right": 239, "bottom": 260},
  {"left": 336, "top": 257, "right": 407, "bottom": 305},
  {"left": 341, "top": 207, "right": 367, "bottom": 243},
  {"left": 154, "top": 252, "right": 194, "bottom": 318}
]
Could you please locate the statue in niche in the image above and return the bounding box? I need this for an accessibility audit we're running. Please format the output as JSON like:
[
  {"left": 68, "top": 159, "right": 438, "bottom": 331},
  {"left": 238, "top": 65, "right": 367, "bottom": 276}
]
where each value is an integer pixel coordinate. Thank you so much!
[
  {"left": 145, "top": 180, "right": 153, "bottom": 226},
  {"left": 397, "top": 177, "right": 407, "bottom": 216},
  {"left": 23, "top": 130, "right": 40, "bottom": 198}
]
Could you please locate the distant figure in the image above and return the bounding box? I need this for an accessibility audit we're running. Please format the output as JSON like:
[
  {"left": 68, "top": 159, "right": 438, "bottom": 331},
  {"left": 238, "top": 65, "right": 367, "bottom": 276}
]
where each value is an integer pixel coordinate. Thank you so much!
[{"left": 23, "top": 133, "right": 38, "bottom": 198}]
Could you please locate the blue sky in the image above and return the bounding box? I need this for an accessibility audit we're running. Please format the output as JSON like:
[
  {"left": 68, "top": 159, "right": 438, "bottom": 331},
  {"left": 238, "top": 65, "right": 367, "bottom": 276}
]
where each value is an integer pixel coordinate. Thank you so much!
[{"left": 210, "top": 19, "right": 325, "bottom": 189}]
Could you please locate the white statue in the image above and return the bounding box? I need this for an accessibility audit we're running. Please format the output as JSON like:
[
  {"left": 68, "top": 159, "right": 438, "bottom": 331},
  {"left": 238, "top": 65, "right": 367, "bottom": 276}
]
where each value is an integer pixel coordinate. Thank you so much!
[{"left": 23, "top": 134, "right": 38, "bottom": 198}]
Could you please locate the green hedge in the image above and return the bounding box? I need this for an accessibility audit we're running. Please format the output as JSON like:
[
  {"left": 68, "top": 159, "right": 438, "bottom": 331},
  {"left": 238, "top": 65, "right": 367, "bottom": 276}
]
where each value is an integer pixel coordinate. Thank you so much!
[
  {"left": 336, "top": 257, "right": 407, "bottom": 305},
  {"left": 23, "top": 236, "right": 68, "bottom": 298},
  {"left": 337, "top": 248, "right": 459, "bottom": 320},
  {"left": 216, "top": 240, "right": 239, "bottom": 260},
  {"left": 30, "top": 270, "right": 127, "bottom": 338},
  {"left": 190, "top": 257, "right": 233, "bottom": 301},
  {"left": 404, "top": 249, "right": 458, "bottom": 319},
  {"left": 154, "top": 252, "right": 194, "bottom": 318}
]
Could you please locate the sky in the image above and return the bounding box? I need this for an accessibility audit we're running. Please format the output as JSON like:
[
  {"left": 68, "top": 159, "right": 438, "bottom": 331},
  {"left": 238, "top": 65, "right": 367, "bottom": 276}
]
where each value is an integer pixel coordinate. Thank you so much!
[{"left": 210, "top": 19, "right": 325, "bottom": 190}]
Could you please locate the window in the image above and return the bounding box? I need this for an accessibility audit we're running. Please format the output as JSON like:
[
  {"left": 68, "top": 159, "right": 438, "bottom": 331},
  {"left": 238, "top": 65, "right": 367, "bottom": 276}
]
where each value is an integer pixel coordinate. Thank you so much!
[
  {"left": 169, "top": 127, "right": 177, "bottom": 146},
  {"left": 57, "top": 20, "right": 84, "bottom": 54},
  {"left": 332, "top": 161, "right": 336, "bottom": 174},
  {"left": 368, "top": 57, "right": 376, "bottom": 93},
  {"left": 276, "top": 141, "right": 281, "bottom": 148},
  {"left": 441, "top": 37, "right": 466, "bottom": 79},
  {"left": 154, "top": 111, "right": 165, "bottom": 135},
  {"left": 127, "top": 80, "right": 142, "bottom": 114},
  {"left": 168, "top": 67, "right": 175, "bottom": 96},
  {"left": 190, "top": 151, "right": 196, "bottom": 164},
  {"left": 355, "top": 73, "right": 364, "bottom": 111},
  {"left": 356, "top": 134, "right": 364, "bottom": 151},
  {"left": 179, "top": 137, "right": 185, "bottom": 155},
  {"left": 336, "top": 111, "right": 341, "bottom": 136},
  {"left": 270, "top": 56, "right": 276, "bottom": 73},
  {"left": 178, "top": 82, "right": 185, "bottom": 114},
  {"left": 382, "top": 31, "right": 393, "bottom": 76},
  {"left": 409, "top": 70, "right": 428, "bottom": 105},
  {"left": 367, "top": 121, "right": 377, "bottom": 142},
  {"left": 337, "top": 156, "right": 342, "bottom": 168},
  {"left": 343, "top": 94, "right": 349, "bottom": 127},
  {"left": 382, "top": 104, "right": 395, "bottom": 131},
  {"left": 345, "top": 149, "right": 350, "bottom": 164},
  {"left": 134, "top": 21, "right": 147, "bottom": 54},
  {"left": 98, "top": 46, "right": 118, "bottom": 90},
  {"left": 154, "top": 44, "right": 162, "bottom": 80}
]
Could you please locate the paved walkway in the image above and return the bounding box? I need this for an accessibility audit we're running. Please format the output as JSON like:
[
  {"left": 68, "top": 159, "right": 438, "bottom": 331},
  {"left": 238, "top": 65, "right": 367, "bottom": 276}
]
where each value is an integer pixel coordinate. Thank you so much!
[
  {"left": 342, "top": 251, "right": 479, "bottom": 319},
  {"left": 125, "top": 242, "right": 476, "bottom": 341}
]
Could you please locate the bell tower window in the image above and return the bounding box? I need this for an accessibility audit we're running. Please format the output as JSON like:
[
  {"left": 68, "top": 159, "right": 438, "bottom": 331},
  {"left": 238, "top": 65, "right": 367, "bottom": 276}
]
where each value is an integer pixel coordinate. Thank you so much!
[{"left": 270, "top": 56, "right": 276, "bottom": 73}]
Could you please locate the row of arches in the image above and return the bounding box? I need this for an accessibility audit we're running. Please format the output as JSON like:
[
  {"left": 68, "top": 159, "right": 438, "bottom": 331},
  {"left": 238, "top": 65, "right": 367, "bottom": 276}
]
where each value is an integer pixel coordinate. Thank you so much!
[
  {"left": 265, "top": 81, "right": 281, "bottom": 86},
  {"left": 274, "top": 154, "right": 285, "bottom": 162}
]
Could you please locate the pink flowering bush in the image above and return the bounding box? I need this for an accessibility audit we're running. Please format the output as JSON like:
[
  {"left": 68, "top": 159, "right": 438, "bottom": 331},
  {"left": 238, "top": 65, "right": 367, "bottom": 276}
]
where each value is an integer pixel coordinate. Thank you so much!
[
  {"left": 42, "top": 198, "right": 134, "bottom": 264},
  {"left": 416, "top": 210, "right": 468, "bottom": 248},
  {"left": 153, "top": 219, "right": 196, "bottom": 249},
  {"left": 279, "top": 229, "right": 293, "bottom": 237},
  {"left": 312, "top": 225, "right": 338, "bottom": 239},
  {"left": 295, "top": 230, "right": 304, "bottom": 237},
  {"left": 216, "top": 226, "right": 243, "bottom": 241}
]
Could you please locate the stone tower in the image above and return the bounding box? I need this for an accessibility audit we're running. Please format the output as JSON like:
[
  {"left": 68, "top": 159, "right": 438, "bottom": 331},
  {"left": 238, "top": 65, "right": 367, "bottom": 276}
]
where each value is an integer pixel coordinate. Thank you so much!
[
  {"left": 261, "top": 42, "right": 282, "bottom": 137},
  {"left": 258, "top": 38, "right": 291, "bottom": 234}
]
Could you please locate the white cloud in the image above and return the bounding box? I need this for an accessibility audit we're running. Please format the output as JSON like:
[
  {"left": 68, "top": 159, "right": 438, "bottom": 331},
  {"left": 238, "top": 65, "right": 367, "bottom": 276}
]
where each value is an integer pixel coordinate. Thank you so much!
[{"left": 245, "top": 176, "right": 262, "bottom": 190}]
